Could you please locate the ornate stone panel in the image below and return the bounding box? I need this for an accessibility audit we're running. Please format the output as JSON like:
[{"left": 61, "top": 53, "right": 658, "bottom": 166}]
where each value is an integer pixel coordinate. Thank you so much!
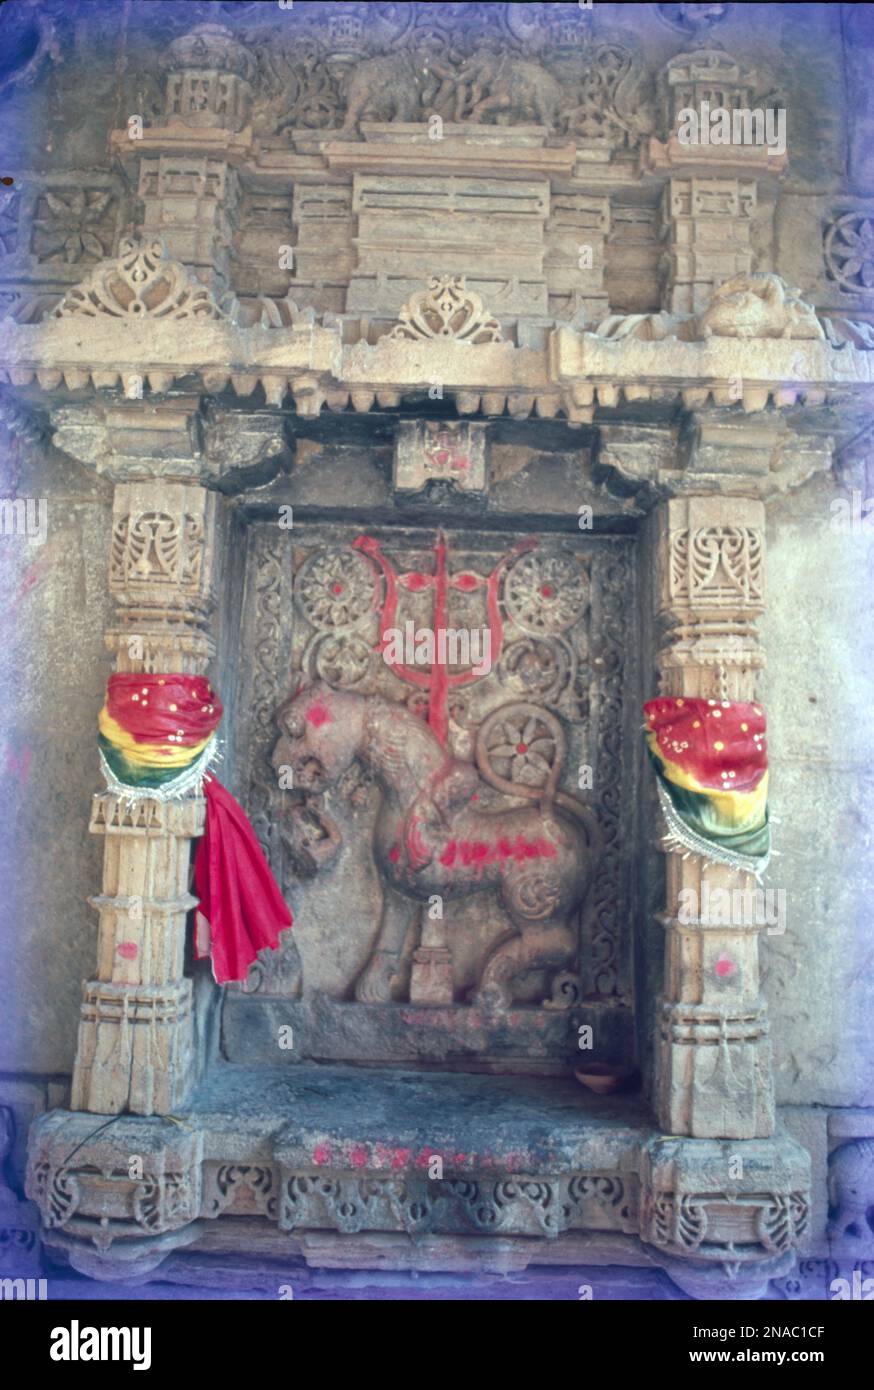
[{"left": 222, "top": 518, "right": 639, "bottom": 1070}]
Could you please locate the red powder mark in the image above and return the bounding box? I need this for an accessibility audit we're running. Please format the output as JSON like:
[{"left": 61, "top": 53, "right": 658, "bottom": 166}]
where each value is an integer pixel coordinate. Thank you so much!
[
  {"left": 331, "top": 582, "right": 344, "bottom": 594},
  {"left": 516, "top": 743, "right": 528, "bottom": 755},
  {"left": 349, "top": 1144, "right": 369, "bottom": 1169},
  {"left": 116, "top": 942, "right": 138, "bottom": 960},
  {"left": 540, "top": 584, "right": 554, "bottom": 598},
  {"left": 312, "top": 1142, "right": 333, "bottom": 1165},
  {"left": 391, "top": 1147, "right": 412, "bottom": 1169},
  {"left": 470, "top": 793, "right": 478, "bottom": 802},
  {"left": 455, "top": 573, "right": 478, "bottom": 591},
  {"left": 438, "top": 836, "right": 557, "bottom": 870},
  {"left": 388, "top": 844, "right": 401, "bottom": 863},
  {"left": 306, "top": 700, "right": 331, "bottom": 728},
  {"left": 715, "top": 954, "right": 736, "bottom": 978},
  {"left": 405, "top": 572, "right": 430, "bottom": 591}
]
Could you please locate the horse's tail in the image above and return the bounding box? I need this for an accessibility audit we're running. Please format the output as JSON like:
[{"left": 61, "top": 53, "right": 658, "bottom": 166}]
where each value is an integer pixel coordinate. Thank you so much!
[{"left": 554, "top": 791, "right": 603, "bottom": 862}]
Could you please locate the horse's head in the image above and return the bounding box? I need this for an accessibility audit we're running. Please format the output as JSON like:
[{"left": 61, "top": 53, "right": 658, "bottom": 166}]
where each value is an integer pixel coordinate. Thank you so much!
[{"left": 272, "top": 681, "right": 366, "bottom": 793}]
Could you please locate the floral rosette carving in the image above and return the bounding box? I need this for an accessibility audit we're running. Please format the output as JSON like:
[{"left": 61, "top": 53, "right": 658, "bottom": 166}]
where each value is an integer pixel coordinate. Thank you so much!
[
  {"left": 294, "top": 546, "right": 380, "bottom": 632},
  {"left": 502, "top": 550, "right": 588, "bottom": 636}
]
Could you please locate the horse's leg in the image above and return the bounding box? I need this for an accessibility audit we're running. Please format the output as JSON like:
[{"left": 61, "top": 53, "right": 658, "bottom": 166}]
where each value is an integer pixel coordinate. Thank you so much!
[
  {"left": 475, "top": 917, "right": 575, "bottom": 1011},
  {"left": 354, "top": 882, "right": 415, "bottom": 1004}
]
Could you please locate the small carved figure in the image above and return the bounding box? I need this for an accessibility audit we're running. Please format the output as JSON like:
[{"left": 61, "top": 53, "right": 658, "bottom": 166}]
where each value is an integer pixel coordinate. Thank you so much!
[
  {"left": 272, "top": 683, "right": 600, "bottom": 1010},
  {"left": 698, "top": 273, "right": 825, "bottom": 340},
  {"left": 827, "top": 1139, "right": 874, "bottom": 1242}
]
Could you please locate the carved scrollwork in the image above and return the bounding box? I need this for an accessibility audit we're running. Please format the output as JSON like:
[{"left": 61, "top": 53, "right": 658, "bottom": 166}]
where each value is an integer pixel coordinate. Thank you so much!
[
  {"left": 133, "top": 1172, "right": 199, "bottom": 1233},
  {"left": 497, "top": 636, "right": 575, "bottom": 704},
  {"left": 310, "top": 632, "right": 375, "bottom": 689},
  {"left": 669, "top": 524, "right": 764, "bottom": 611},
  {"left": 51, "top": 237, "right": 235, "bottom": 322},
  {"left": 386, "top": 275, "right": 503, "bottom": 344}
]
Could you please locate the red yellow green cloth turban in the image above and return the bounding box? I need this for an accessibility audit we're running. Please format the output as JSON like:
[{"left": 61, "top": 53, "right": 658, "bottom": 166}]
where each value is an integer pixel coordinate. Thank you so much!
[
  {"left": 644, "top": 696, "right": 771, "bottom": 876},
  {"left": 98, "top": 673, "right": 292, "bottom": 984}
]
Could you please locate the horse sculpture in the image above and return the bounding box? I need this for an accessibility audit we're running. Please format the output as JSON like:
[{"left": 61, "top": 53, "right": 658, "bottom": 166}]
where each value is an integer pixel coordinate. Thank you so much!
[{"left": 271, "top": 682, "right": 601, "bottom": 1011}]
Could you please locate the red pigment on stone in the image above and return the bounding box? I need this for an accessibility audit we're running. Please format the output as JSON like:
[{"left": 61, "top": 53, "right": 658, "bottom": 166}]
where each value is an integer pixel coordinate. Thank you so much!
[
  {"left": 438, "top": 836, "right": 557, "bottom": 869},
  {"left": 349, "top": 1144, "right": 369, "bottom": 1168},
  {"left": 306, "top": 701, "right": 331, "bottom": 727},
  {"left": 116, "top": 942, "right": 138, "bottom": 960},
  {"left": 715, "top": 954, "right": 736, "bottom": 978},
  {"left": 388, "top": 844, "right": 401, "bottom": 863},
  {"left": 312, "top": 1142, "right": 332, "bottom": 1165}
]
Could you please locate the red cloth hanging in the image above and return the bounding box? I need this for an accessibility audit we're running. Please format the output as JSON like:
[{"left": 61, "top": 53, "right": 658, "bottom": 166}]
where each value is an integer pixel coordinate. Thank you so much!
[{"left": 193, "top": 775, "right": 293, "bottom": 985}]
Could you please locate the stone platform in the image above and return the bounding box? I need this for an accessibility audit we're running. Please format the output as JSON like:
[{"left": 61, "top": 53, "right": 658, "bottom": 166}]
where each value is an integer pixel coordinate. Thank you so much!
[{"left": 27, "top": 1064, "right": 809, "bottom": 1298}]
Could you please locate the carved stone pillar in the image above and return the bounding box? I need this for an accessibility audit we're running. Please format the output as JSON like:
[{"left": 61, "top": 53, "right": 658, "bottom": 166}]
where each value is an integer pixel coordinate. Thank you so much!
[
  {"left": 652, "top": 492, "right": 772, "bottom": 1139},
  {"left": 72, "top": 474, "right": 217, "bottom": 1115},
  {"left": 52, "top": 400, "right": 286, "bottom": 1116}
]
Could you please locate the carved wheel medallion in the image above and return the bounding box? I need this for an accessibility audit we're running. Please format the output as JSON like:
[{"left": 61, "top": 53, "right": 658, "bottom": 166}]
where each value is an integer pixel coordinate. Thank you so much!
[{"left": 502, "top": 549, "right": 588, "bottom": 635}]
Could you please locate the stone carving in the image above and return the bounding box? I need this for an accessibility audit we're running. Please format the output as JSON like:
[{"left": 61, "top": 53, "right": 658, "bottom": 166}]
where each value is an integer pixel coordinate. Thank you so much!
[
  {"left": 697, "top": 274, "right": 825, "bottom": 340},
  {"left": 201, "top": 1163, "right": 278, "bottom": 1221},
  {"left": 0, "top": 1107, "right": 40, "bottom": 1273},
  {"left": 650, "top": 1189, "right": 808, "bottom": 1261},
  {"left": 643, "top": 1137, "right": 811, "bottom": 1268},
  {"left": 443, "top": 42, "right": 564, "bottom": 129},
  {"left": 827, "top": 1140, "right": 874, "bottom": 1243},
  {"left": 255, "top": 38, "right": 342, "bottom": 135},
  {"left": 162, "top": 24, "right": 256, "bottom": 132},
  {"left": 27, "top": 1120, "right": 203, "bottom": 1248},
  {"left": 276, "top": 1169, "right": 637, "bottom": 1239},
  {"left": 821, "top": 316, "right": 874, "bottom": 350},
  {"left": 32, "top": 189, "right": 115, "bottom": 265},
  {"left": 393, "top": 420, "right": 488, "bottom": 500},
  {"left": 656, "top": 3, "right": 731, "bottom": 35},
  {"left": 235, "top": 7, "right": 650, "bottom": 146},
  {"left": 670, "top": 526, "right": 763, "bottom": 607},
  {"left": 502, "top": 550, "right": 588, "bottom": 636},
  {"left": 51, "top": 237, "right": 234, "bottom": 322},
  {"left": 595, "top": 274, "right": 827, "bottom": 346},
  {"left": 0, "top": 1, "right": 58, "bottom": 99},
  {"left": 824, "top": 211, "right": 874, "bottom": 294},
  {"left": 271, "top": 682, "right": 601, "bottom": 1010},
  {"left": 386, "top": 275, "right": 503, "bottom": 344},
  {"left": 0, "top": 183, "right": 20, "bottom": 257},
  {"left": 339, "top": 48, "right": 434, "bottom": 133},
  {"left": 108, "top": 486, "right": 215, "bottom": 621}
]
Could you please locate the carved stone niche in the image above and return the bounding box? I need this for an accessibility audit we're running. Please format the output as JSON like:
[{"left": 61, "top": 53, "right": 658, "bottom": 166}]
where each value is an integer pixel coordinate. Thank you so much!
[{"left": 223, "top": 500, "right": 639, "bottom": 1075}]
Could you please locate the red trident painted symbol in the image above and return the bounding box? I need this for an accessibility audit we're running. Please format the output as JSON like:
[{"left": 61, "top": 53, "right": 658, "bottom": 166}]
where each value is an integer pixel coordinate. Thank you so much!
[{"left": 353, "top": 531, "right": 536, "bottom": 747}]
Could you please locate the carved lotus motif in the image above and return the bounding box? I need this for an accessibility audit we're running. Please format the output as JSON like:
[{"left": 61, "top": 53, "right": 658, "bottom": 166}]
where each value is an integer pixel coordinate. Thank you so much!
[{"left": 825, "top": 212, "right": 874, "bottom": 293}]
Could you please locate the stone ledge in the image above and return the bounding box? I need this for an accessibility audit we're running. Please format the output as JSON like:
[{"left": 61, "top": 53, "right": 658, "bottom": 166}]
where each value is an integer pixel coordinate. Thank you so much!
[{"left": 26, "top": 1065, "right": 812, "bottom": 1288}]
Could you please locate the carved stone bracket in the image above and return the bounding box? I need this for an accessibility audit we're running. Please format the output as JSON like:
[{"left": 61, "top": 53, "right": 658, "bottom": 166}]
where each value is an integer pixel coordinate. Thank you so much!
[{"left": 641, "top": 1135, "right": 810, "bottom": 1268}]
